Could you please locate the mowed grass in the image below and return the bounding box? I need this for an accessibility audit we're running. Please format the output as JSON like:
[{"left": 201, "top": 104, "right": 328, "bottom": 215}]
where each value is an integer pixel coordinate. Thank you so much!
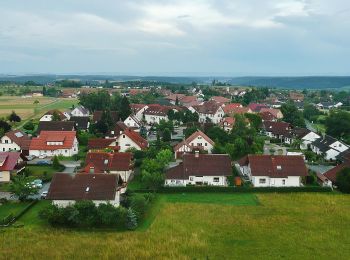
[
  {"left": 0, "top": 202, "right": 31, "bottom": 219},
  {"left": 1, "top": 193, "right": 350, "bottom": 259},
  {"left": 26, "top": 165, "right": 58, "bottom": 180}
]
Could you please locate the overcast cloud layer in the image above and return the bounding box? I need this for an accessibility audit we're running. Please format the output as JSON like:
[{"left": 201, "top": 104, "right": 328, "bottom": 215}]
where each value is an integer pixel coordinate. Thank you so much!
[{"left": 0, "top": 0, "right": 350, "bottom": 75}]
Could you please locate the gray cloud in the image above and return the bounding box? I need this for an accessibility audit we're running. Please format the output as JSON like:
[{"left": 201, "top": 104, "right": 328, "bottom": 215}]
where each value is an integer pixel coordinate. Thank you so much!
[{"left": 0, "top": 0, "right": 349, "bottom": 75}]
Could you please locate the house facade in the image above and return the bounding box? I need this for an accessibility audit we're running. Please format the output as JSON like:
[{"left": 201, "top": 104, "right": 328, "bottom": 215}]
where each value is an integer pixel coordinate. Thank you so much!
[
  {"left": 39, "top": 110, "right": 67, "bottom": 122},
  {"left": 174, "top": 130, "right": 214, "bottom": 159},
  {"left": 47, "top": 173, "right": 120, "bottom": 207},
  {"left": 165, "top": 153, "right": 232, "bottom": 186},
  {"left": 190, "top": 101, "right": 224, "bottom": 124},
  {"left": 0, "top": 152, "right": 26, "bottom": 183},
  {"left": 0, "top": 130, "right": 31, "bottom": 155},
  {"left": 116, "top": 129, "right": 148, "bottom": 152},
  {"left": 311, "top": 135, "right": 349, "bottom": 160},
  {"left": 29, "top": 131, "right": 79, "bottom": 157},
  {"left": 124, "top": 115, "right": 142, "bottom": 131},
  {"left": 143, "top": 105, "right": 169, "bottom": 125},
  {"left": 238, "top": 155, "right": 308, "bottom": 187},
  {"left": 70, "top": 106, "right": 90, "bottom": 117}
]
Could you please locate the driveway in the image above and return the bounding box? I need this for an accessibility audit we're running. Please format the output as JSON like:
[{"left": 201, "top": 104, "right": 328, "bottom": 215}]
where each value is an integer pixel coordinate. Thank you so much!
[
  {"left": 60, "top": 161, "right": 80, "bottom": 176},
  {"left": 263, "top": 141, "right": 287, "bottom": 155}
]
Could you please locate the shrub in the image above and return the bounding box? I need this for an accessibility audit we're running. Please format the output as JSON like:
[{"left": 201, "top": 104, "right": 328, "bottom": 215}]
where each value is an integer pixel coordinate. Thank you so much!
[
  {"left": 336, "top": 167, "right": 350, "bottom": 193},
  {"left": 126, "top": 208, "right": 138, "bottom": 230},
  {"left": 129, "top": 194, "right": 147, "bottom": 219}
]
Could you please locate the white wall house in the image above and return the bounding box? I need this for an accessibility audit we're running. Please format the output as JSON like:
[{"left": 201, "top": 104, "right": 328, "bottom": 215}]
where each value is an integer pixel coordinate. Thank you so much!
[
  {"left": 238, "top": 155, "right": 308, "bottom": 187},
  {"left": 70, "top": 106, "right": 90, "bottom": 117},
  {"left": 0, "top": 135, "right": 22, "bottom": 152},
  {"left": 300, "top": 131, "right": 321, "bottom": 150},
  {"left": 124, "top": 115, "right": 142, "bottom": 131},
  {"left": 52, "top": 192, "right": 120, "bottom": 208},
  {"left": 29, "top": 131, "right": 78, "bottom": 157},
  {"left": 191, "top": 105, "right": 224, "bottom": 124},
  {"left": 144, "top": 113, "right": 168, "bottom": 125},
  {"left": 165, "top": 153, "right": 231, "bottom": 186},
  {"left": 116, "top": 130, "right": 148, "bottom": 152},
  {"left": 311, "top": 136, "right": 349, "bottom": 160}
]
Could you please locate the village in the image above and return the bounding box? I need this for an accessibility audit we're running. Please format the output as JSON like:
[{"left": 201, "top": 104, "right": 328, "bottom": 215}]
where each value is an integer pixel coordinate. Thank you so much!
[{"left": 0, "top": 82, "right": 349, "bottom": 231}]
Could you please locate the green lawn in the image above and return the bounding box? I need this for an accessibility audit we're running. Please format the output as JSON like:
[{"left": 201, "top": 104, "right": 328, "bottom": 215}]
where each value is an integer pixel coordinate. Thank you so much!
[
  {"left": 26, "top": 165, "right": 58, "bottom": 181},
  {"left": 16, "top": 200, "right": 51, "bottom": 228},
  {"left": 0, "top": 202, "right": 31, "bottom": 220},
  {"left": 1, "top": 193, "right": 350, "bottom": 259}
]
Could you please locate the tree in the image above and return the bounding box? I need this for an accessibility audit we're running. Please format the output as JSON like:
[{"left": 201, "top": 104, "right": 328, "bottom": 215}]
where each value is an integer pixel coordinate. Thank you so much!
[
  {"left": 126, "top": 208, "right": 138, "bottom": 230},
  {"left": 281, "top": 102, "right": 305, "bottom": 128},
  {"left": 325, "top": 111, "right": 350, "bottom": 140},
  {"left": 51, "top": 111, "right": 61, "bottom": 121},
  {"left": 184, "top": 126, "right": 198, "bottom": 138},
  {"left": 8, "top": 111, "right": 21, "bottom": 122},
  {"left": 162, "top": 128, "right": 171, "bottom": 142},
  {"left": 0, "top": 120, "right": 11, "bottom": 134},
  {"left": 336, "top": 167, "right": 350, "bottom": 193},
  {"left": 303, "top": 103, "right": 320, "bottom": 122},
  {"left": 33, "top": 100, "right": 39, "bottom": 105},
  {"left": 244, "top": 113, "right": 262, "bottom": 130},
  {"left": 9, "top": 175, "right": 39, "bottom": 201},
  {"left": 52, "top": 156, "right": 61, "bottom": 170},
  {"left": 23, "top": 120, "right": 35, "bottom": 131},
  {"left": 119, "top": 96, "right": 132, "bottom": 121}
]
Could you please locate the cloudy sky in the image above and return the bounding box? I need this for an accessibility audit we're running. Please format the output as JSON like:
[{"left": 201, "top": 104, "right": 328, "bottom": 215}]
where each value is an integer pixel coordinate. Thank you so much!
[{"left": 1, "top": 0, "right": 350, "bottom": 76}]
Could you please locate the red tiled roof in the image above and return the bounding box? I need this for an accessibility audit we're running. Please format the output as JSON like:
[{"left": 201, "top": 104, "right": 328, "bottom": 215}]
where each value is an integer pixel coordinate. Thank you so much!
[
  {"left": 4, "top": 130, "right": 31, "bottom": 150},
  {"left": 130, "top": 104, "right": 147, "bottom": 114},
  {"left": 221, "top": 117, "right": 235, "bottom": 127},
  {"left": 192, "top": 101, "right": 222, "bottom": 115},
  {"left": 174, "top": 130, "right": 214, "bottom": 151},
  {"left": 260, "top": 108, "right": 282, "bottom": 118},
  {"left": 166, "top": 154, "right": 232, "bottom": 179},
  {"left": 29, "top": 131, "right": 76, "bottom": 150},
  {"left": 123, "top": 129, "right": 148, "bottom": 149},
  {"left": 144, "top": 104, "right": 170, "bottom": 116},
  {"left": 239, "top": 155, "right": 308, "bottom": 178},
  {"left": 324, "top": 163, "right": 350, "bottom": 183},
  {"left": 82, "top": 152, "right": 132, "bottom": 172},
  {"left": 223, "top": 103, "right": 242, "bottom": 113},
  {"left": 87, "top": 138, "right": 117, "bottom": 150},
  {"left": 47, "top": 173, "right": 118, "bottom": 200},
  {"left": 259, "top": 111, "right": 277, "bottom": 121},
  {"left": 165, "top": 94, "right": 185, "bottom": 101},
  {"left": 226, "top": 107, "right": 252, "bottom": 115},
  {"left": 0, "top": 152, "right": 24, "bottom": 171},
  {"left": 211, "top": 96, "right": 231, "bottom": 104},
  {"left": 263, "top": 121, "right": 291, "bottom": 136},
  {"left": 248, "top": 103, "right": 268, "bottom": 112}
]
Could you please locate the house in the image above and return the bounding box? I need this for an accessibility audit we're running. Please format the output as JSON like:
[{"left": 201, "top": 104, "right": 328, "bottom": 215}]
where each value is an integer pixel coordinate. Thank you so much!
[
  {"left": 70, "top": 116, "right": 90, "bottom": 131},
  {"left": 294, "top": 129, "right": 320, "bottom": 150},
  {"left": 210, "top": 96, "right": 231, "bottom": 104},
  {"left": 225, "top": 107, "right": 252, "bottom": 115},
  {"left": 259, "top": 111, "right": 277, "bottom": 122},
  {"left": 81, "top": 152, "right": 133, "bottom": 182},
  {"left": 311, "top": 135, "right": 349, "bottom": 161},
  {"left": 316, "top": 173, "right": 333, "bottom": 187},
  {"left": 174, "top": 130, "right": 214, "bottom": 159},
  {"left": 223, "top": 103, "right": 243, "bottom": 114},
  {"left": 248, "top": 103, "right": 269, "bottom": 113},
  {"left": 0, "top": 130, "right": 31, "bottom": 155},
  {"left": 124, "top": 115, "right": 143, "bottom": 131},
  {"left": 221, "top": 117, "right": 235, "bottom": 132},
  {"left": 70, "top": 105, "right": 90, "bottom": 117},
  {"left": 109, "top": 121, "right": 129, "bottom": 138},
  {"left": 179, "top": 96, "right": 200, "bottom": 107},
  {"left": 289, "top": 92, "right": 304, "bottom": 102},
  {"left": 165, "top": 94, "right": 185, "bottom": 105},
  {"left": 87, "top": 138, "right": 118, "bottom": 152},
  {"left": 29, "top": 131, "right": 78, "bottom": 157},
  {"left": 47, "top": 173, "right": 121, "bottom": 207},
  {"left": 39, "top": 110, "right": 67, "bottom": 122},
  {"left": 238, "top": 155, "right": 308, "bottom": 187},
  {"left": 143, "top": 105, "right": 169, "bottom": 125},
  {"left": 92, "top": 111, "right": 119, "bottom": 124},
  {"left": 322, "top": 162, "right": 350, "bottom": 187},
  {"left": 259, "top": 108, "right": 283, "bottom": 119},
  {"left": 316, "top": 102, "right": 343, "bottom": 110},
  {"left": 130, "top": 104, "right": 148, "bottom": 121},
  {"left": 116, "top": 129, "right": 148, "bottom": 152},
  {"left": 37, "top": 121, "right": 75, "bottom": 133},
  {"left": 165, "top": 153, "right": 232, "bottom": 186},
  {"left": 0, "top": 152, "right": 26, "bottom": 183},
  {"left": 190, "top": 101, "right": 224, "bottom": 124},
  {"left": 262, "top": 121, "right": 292, "bottom": 142}
]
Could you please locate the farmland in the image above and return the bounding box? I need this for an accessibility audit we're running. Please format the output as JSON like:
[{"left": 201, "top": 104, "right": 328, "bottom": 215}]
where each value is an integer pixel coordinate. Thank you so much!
[
  {"left": 1, "top": 193, "right": 349, "bottom": 259},
  {"left": 0, "top": 96, "right": 78, "bottom": 123}
]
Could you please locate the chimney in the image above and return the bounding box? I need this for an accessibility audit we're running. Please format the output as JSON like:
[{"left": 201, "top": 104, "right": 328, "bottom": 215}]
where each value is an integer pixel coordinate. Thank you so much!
[{"left": 195, "top": 150, "right": 199, "bottom": 158}]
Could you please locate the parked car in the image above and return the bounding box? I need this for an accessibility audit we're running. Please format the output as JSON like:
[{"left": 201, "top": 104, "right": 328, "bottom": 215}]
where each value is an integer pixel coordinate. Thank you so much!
[
  {"left": 36, "top": 160, "right": 50, "bottom": 165},
  {"left": 41, "top": 191, "right": 48, "bottom": 199},
  {"left": 26, "top": 155, "right": 36, "bottom": 161},
  {"left": 31, "top": 179, "right": 43, "bottom": 189},
  {"left": 38, "top": 154, "right": 47, "bottom": 159}
]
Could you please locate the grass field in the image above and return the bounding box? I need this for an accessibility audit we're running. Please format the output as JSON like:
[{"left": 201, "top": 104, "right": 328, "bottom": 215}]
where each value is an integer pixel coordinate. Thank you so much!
[
  {"left": 0, "top": 96, "right": 78, "bottom": 124},
  {"left": 26, "top": 165, "right": 58, "bottom": 181},
  {"left": 1, "top": 193, "right": 350, "bottom": 259},
  {"left": 0, "top": 201, "right": 31, "bottom": 220}
]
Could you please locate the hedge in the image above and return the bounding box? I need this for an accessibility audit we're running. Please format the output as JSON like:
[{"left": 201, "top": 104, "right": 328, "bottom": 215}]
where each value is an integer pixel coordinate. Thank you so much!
[
  {"left": 132, "top": 186, "right": 333, "bottom": 193},
  {"left": 0, "top": 200, "right": 37, "bottom": 227}
]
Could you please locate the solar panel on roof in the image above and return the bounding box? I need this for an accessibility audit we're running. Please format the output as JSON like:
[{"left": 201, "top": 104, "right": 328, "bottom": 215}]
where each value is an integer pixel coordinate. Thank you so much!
[{"left": 14, "top": 132, "right": 23, "bottom": 138}]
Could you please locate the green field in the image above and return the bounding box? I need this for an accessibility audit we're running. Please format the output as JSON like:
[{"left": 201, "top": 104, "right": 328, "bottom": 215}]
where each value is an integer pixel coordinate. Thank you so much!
[
  {"left": 0, "top": 201, "right": 31, "bottom": 220},
  {"left": 26, "top": 165, "right": 59, "bottom": 181},
  {"left": 1, "top": 193, "right": 350, "bottom": 259}
]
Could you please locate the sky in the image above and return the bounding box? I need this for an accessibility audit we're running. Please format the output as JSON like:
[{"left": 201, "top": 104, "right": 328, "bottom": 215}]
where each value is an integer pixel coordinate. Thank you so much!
[{"left": 1, "top": 0, "right": 350, "bottom": 76}]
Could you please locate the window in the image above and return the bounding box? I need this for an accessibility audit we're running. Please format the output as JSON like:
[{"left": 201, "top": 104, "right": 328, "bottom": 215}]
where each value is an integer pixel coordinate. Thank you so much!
[
  {"left": 259, "top": 178, "right": 266, "bottom": 184},
  {"left": 213, "top": 177, "right": 219, "bottom": 182},
  {"left": 282, "top": 179, "right": 286, "bottom": 185},
  {"left": 189, "top": 177, "right": 193, "bottom": 181},
  {"left": 205, "top": 143, "right": 207, "bottom": 146},
  {"left": 5, "top": 140, "right": 8, "bottom": 144}
]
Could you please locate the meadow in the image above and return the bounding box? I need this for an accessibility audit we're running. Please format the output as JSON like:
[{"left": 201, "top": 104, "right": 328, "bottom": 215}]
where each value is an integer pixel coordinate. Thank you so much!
[{"left": 1, "top": 193, "right": 349, "bottom": 259}]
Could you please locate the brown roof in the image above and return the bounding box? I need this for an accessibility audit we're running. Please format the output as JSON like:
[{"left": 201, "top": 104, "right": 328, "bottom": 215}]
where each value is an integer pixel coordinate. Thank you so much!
[
  {"left": 239, "top": 155, "right": 308, "bottom": 178},
  {"left": 259, "top": 111, "right": 277, "bottom": 121},
  {"left": 165, "top": 94, "right": 185, "bottom": 101},
  {"left": 123, "top": 129, "right": 148, "bottom": 149},
  {"left": 223, "top": 103, "right": 243, "bottom": 114},
  {"left": 192, "top": 101, "right": 222, "bottom": 115},
  {"left": 226, "top": 107, "right": 252, "bottom": 115},
  {"left": 37, "top": 121, "right": 75, "bottom": 133},
  {"left": 0, "top": 152, "right": 25, "bottom": 171},
  {"left": 324, "top": 163, "right": 350, "bottom": 183},
  {"left": 82, "top": 152, "right": 132, "bottom": 173},
  {"left": 130, "top": 104, "right": 147, "bottom": 114},
  {"left": 87, "top": 138, "right": 117, "bottom": 150},
  {"left": 166, "top": 154, "right": 232, "bottom": 179},
  {"left": 43, "top": 110, "right": 67, "bottom": 121},
  {"left": 211, "top": 96, "right": 231, "bottom": 104},
  {"left": 4, "top": 130, "right": 31, "bottom": 150},
  {"left": 47, "top": 173, "right": 118, "bottom": 200},
  {"left": 144, "top": 104, "right": 170, "bottom": 116},
  {"left": 260, "top": 108, "right": 282, "bottom": 118},
  {"left": 29, "top": 131, "right": 76, "bottom": 150},
  {"left": 93, "top": 111, "right": 119, "bottom": 123},
  {"left": 174, "top": 130, "right": 214, "bottom": 151},
  {"left": 263, "top": 121, "right": 291, "bottom": 136}
]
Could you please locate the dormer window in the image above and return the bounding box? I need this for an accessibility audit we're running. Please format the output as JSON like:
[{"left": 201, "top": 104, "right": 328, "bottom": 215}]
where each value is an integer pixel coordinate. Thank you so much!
[{"left": 277, "top": 165, "right": 282, "bottom": 170}]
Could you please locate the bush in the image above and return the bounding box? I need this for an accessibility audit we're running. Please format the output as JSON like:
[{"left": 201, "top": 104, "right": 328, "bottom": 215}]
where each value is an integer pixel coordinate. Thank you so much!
[
  {"left": 126, "top": 208, "right": 138, "bottom": 230},
  {"left": 336, "top": 167, "right": 350, "bottom": 193},
  {"left": 129, "top": 194, "right": 147, "bottom": 219}
]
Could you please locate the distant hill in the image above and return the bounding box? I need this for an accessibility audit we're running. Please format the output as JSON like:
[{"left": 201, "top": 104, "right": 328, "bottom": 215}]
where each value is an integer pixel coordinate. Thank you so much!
[{"left": 1, "top": 74, "right": 350, "bottom": 89}]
